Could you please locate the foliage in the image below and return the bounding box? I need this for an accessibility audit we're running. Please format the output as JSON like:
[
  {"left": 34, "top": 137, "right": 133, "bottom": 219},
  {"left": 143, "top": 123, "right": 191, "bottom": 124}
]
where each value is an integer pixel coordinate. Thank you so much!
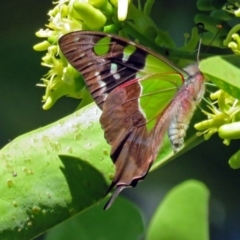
[{"left": 1, "top": 0, "right": 240, "bottom": 239}]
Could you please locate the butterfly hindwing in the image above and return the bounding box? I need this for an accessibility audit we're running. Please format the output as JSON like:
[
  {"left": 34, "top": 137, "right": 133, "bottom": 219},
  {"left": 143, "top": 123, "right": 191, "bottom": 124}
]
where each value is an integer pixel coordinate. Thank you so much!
[
  {"left": 59, "top": 31, "right": 191, "bottom": 209},
  {"left": 101, "top": 77, "right": 183, "bottom": 209}
]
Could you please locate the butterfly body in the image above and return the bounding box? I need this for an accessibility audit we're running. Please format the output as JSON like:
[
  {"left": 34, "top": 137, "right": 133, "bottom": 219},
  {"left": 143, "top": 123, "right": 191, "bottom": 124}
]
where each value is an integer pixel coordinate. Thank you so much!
[
  {"left": 167, "top": 64, "right": 205, "bottom": 152},
  {"left": 59, "top": 31, "right": 205, "bottom": 209}
]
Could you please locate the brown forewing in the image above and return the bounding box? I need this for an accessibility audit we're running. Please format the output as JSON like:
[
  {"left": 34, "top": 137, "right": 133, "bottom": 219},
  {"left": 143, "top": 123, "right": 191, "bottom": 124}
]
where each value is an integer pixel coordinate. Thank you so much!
[{"left": 59, "top": 32, "right": 145, "bottom": 109}]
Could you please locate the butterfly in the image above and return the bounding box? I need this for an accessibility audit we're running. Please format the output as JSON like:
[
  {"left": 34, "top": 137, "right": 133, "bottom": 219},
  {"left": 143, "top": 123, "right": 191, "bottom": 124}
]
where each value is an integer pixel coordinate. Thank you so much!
[{"left": 59, "top": 31, "right": 205, "bottom": 209}]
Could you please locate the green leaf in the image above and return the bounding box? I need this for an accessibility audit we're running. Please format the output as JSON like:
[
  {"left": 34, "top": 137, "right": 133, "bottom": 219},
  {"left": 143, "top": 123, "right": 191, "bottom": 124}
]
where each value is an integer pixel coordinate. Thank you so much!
[
  {"left": 199, "top": 55, "right": 240, "bottom": 99},
  {"left": 146, "top": 180, "right": 209, "bottom": 240},
  {"left": 0, "top": 102, "right": 205, "bottom": 239},
  {"left": 229, "top": 149, "right": 240, "bottom": 169},
  {"left": 0, "top": 103, "right": 113, "bottom": 240},
  {"left": 45, "top": 196, "right": 144, "bottom": 240}
]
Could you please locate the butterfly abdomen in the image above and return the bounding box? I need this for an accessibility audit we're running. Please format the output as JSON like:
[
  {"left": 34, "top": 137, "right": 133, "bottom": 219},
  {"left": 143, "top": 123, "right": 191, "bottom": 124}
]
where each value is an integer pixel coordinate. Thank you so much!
[
  {"left": 168, "top": 101, "right": 197, "bottom": 153},
  {"left": 168, "top": 64, "right": 205, "bottom": 152}
]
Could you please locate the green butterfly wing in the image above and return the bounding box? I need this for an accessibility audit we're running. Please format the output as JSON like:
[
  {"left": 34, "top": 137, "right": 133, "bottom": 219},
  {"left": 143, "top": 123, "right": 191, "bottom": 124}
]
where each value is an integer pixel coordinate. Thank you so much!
[{"left": 59, "top": 31, "right": 191, "bottom": 209}]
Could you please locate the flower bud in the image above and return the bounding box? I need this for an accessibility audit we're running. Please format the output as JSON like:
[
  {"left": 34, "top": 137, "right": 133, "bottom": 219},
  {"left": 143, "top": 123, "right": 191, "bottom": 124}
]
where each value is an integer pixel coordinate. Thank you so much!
[
  {"left": 73, "top": 1, "right": 107, "bottom": 30},
  {"left": 218, "top": 122, "right": 240, "bottom": 140}
]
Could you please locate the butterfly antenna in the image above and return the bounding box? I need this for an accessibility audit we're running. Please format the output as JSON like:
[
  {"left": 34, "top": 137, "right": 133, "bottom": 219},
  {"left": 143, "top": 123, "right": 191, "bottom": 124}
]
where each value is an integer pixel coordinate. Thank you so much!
[
  {"left": 197, "top": 37, "right": 202, "bottom": 64},
  {"left": 196, "top": 22, "right": 204, "bottom": 64},
  {"left": 196, "top": 23, "right": 222, "bottom": 62},
  {"left": 204, "top": 24, "right": 222, "bottom": 53}
]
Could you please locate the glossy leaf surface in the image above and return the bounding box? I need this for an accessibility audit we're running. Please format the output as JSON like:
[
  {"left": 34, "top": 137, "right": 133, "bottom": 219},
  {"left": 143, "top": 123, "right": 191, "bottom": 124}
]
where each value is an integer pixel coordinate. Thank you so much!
[
  {"left": 0, "top": 102, "right": 205, "bottom": 239},
  {"left": 45, "top": 197, "right": 144, "bottom": 240},
  {"left": 0, "top": 104, "right": 112, "bottom": 239},
  {"left": 200, "top": 55, "right": 240, "bottom": 99},
  {"left": 146, "top": 180, "right": 209, "bottom": 240}
]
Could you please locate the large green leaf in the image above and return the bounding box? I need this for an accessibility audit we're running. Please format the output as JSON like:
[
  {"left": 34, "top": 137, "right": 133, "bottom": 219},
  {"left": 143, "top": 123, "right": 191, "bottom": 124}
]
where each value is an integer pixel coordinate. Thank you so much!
[
  {"left": 199, "top": 55, "right": 240, "bottom": 99},
  {"left": 45, "top": 196, "right": 144, "bottom": 240},
  {"left": 146, "top": 180, "right": 209, "bottom": 240},
  {"left": 0, "top": 103, "right": 113, "bottom": 240},
  {"left": 0, "top": 101, "right": 204, "bottom": 239}
]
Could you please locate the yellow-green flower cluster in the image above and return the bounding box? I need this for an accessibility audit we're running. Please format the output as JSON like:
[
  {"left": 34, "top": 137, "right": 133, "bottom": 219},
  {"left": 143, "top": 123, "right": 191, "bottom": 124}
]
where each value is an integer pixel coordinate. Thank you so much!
[
  {"left": 195, "top": 90, "right": 240, "bottom": 145},
  {"left": 195, "top": 0, "right": 240, "bottom": 169},
  {"left": 191, "top": 1, "right": 240, "bottom": 168},
  {"left": 34, "top": 0, "right": 131, "bottom": 110},
  {"left": 220, "top": 1, "right": 240, "bottom": 54},
  {"left": 196, "top": 0, "right": 240, "bottom": 49}
]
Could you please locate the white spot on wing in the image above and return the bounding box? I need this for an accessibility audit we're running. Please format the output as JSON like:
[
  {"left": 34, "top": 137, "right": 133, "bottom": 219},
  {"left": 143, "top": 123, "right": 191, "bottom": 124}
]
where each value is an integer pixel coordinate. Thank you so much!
[
  {"left": 129, "top": 41, "right": 136, "bottom": 46},
  {"left": 98, "top": 80, "right": 106, "bottom": 87},
  {"left": 102, "top": 93, "right": 108, "bottom": 102},
  {"left": 113, "top": 73, "right": 120, "bottom": 80},
  {"left": 122, "top": 53, "right": 129, "bottom": 62},
  {"left": 86, "top": 62, "right": 92, "bottom": 66},
  {"left": 122, "top": 44, "right": 136, "bottom": 62},
  {"left": 110, "top": 63, "right": 118, "bottom": 74}
]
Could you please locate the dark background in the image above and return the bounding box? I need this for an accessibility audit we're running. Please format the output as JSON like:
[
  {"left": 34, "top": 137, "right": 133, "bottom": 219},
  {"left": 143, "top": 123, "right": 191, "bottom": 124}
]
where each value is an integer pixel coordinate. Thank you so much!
[{"left": 1, "top": 1, "right": 240, "bottom": 239}]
